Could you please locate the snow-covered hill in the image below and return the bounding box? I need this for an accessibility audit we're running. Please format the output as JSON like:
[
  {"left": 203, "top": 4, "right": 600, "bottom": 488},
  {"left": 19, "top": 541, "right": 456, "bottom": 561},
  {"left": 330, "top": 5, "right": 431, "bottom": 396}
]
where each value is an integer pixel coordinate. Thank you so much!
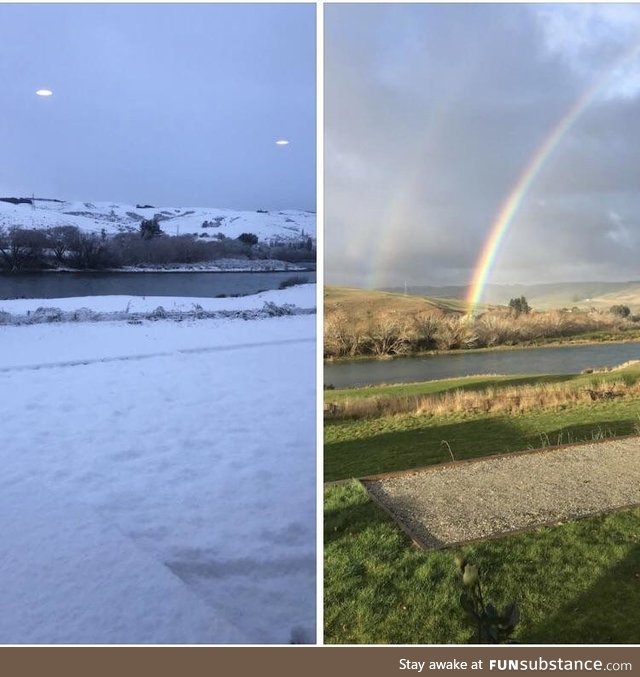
[{"left": 0, "top": 198, "right": 316, "bottom": 244}]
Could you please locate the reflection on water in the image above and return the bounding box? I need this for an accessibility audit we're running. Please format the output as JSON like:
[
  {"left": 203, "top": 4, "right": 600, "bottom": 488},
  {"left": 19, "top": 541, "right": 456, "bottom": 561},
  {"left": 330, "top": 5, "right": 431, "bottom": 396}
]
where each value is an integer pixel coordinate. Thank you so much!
[{"left": 325, "top": 342, "right": 640, "bottom": 388}]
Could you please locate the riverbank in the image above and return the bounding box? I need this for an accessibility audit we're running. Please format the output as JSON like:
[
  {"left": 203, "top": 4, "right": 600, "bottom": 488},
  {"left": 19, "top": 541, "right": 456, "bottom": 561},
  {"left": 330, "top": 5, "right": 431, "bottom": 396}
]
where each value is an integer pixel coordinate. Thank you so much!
[
  {"left": 0, "top": 283, "right": 316, "bottom": 325},
  {"left": 324, "top": 330, "right": 640, "bottom": 364},
  {"left": 324, "top": 285, "right": 640, "bottom": 360},
  {"left": 325, "top": 339, "right": 640, "bottom": 390},
  {"left": 2, "top": 258, "right": 315, "bottom": 274}
]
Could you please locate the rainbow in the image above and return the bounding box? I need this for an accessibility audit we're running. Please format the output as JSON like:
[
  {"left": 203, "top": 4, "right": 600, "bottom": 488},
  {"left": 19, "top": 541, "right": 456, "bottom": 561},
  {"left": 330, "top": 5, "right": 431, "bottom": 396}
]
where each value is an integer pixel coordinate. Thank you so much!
[
  {"left": 365, "top": 78, "right": 466, "bottom": 290},
  {"left": 466, "top": 41, "right": 640, "bottom": 312}
]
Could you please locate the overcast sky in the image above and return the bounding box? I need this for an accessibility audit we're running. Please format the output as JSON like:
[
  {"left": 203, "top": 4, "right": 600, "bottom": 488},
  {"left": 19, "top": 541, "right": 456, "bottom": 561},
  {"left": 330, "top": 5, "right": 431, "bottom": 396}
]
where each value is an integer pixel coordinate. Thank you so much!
[
  {"left": 0, "top": 3, "right": 315, "bottom": 210},
  {"left": 325, "top": 4, "right": 640, "bottom": 288}
]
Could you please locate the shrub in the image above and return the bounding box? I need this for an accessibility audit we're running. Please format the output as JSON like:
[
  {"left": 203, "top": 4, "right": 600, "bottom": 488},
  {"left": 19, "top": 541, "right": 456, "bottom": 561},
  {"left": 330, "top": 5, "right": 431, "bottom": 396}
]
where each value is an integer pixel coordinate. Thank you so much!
[
  {"left": 610, "top": 304, "right": 631, "bottom": 318},
  {"left": 140, "top": 216, "right": 163, "bottom": 239},
  {"left": 279, "top": 275, "right": 308, "bottom": 289},
  {"left": 237, "top": 232, "right": 259, "bottom": 246},
  {"left": 455, "top": 554, "right": 519, "bottom": 644},
  {"left": 508, "top": 296, "right": 531, "bottom": 316}
]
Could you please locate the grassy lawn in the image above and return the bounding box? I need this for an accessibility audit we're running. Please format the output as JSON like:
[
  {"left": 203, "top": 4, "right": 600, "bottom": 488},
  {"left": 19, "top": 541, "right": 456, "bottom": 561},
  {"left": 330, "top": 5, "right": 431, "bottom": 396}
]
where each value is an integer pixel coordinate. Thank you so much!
[
  {"left": 325, "top": 367, "right": 640, "bottom": 481},
  {"left": 324, "top": 366, "right": 640, "bottom": 643},
  {"left": 325, "top": 482, "right": 640, "bottom": 644},
  {"left": 326, "top": 399, "right": 640, "bottom": 481}
]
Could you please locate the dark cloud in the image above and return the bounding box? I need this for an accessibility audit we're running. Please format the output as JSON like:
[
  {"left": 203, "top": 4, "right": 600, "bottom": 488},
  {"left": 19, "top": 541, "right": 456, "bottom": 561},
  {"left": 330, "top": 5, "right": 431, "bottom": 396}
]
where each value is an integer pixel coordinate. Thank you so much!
[
  {"left": 0, "top": 4, "right": 315, "bottom": 210},
  {"left": 325, "top": 4, "right": 640, "bottom": 287}
]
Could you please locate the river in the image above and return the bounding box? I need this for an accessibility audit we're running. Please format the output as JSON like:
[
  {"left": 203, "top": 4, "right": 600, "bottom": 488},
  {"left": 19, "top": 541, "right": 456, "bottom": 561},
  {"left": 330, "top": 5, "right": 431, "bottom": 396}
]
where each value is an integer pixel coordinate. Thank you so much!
[
  {"left": 324, "top": 341, "right": 640, "bottom": 389},
  {"left": 0, "top": 270, "right": 316, "bottom": 300}
]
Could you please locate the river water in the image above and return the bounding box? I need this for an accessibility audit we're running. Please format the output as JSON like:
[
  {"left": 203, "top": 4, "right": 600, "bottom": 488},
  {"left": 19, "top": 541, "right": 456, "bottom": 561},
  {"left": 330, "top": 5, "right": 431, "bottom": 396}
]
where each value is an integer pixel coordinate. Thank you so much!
[
  {"left": 0, "top": 270, "right": 316, "bottom": 300},
  {"left": 325, "top": 341, "right": 640, "bottom": 388}
]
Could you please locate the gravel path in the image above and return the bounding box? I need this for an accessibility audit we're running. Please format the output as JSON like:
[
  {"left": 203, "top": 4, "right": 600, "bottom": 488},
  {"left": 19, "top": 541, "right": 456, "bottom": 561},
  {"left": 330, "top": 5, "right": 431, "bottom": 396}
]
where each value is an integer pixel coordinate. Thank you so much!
[{"left": 364, "top": 438, "right": 640, "bottom": 549}]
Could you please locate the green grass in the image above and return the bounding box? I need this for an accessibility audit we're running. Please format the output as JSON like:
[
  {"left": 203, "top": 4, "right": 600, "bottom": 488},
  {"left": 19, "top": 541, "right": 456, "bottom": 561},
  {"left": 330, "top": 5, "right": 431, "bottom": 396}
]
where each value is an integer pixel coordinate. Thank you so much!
[
  {"left": 325, "top": 366, "right": 640, "bottom": 481},
  {"left": 326, "top": 373, "right": 573, "bottom": 402},
  {"left": 326, "top": 399, "right": 640, "bottom": 481},
  {"left": 326, "top": 363, "right": 640, "bottom": 403},
  {"left": 325, "top": 482, "right": 640, "bottom": 644},
  {"left": 325, "top": 365, "right": 640, "bottom": 643}
]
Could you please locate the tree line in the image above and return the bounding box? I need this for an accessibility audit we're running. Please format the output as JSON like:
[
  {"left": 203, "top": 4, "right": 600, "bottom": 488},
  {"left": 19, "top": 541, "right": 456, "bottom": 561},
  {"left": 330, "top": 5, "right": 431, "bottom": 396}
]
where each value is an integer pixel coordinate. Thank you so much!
[{"left": 0, "top": 222, "right": 315, "bottom": 271}]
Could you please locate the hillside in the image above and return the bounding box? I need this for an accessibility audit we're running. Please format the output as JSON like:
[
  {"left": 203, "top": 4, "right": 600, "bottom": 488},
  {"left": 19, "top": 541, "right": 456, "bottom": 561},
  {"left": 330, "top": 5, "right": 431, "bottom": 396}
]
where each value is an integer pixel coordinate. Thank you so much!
[
  {"left": 324, "top": 285, "right": 468, "bottom": 317},
  {"left": 384, "top": 281, "right": 640, "bottom": 312},
  {"left": 0, "top": 198, "right": 315, "bottom": 244}
]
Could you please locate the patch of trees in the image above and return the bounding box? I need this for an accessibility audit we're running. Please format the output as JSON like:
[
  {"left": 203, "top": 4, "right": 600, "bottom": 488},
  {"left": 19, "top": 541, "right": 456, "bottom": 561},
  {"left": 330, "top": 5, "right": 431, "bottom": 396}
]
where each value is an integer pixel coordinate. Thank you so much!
[
  {"left": 0, "top": 197, "right": 33, "bottom": 205},
  {"left": 508, "top": 296, "right": 531, "bottom": 316},
  {"left": 201, "top": 217, "right": 224, "bottom": 228},
  {"left": 140, "top": 216, "right": 163, "bottom": 240},
  {"left": 237, "top": 232, "right": 258, "bottom": 245},
  {"left": 0, "top": 225, "right": 316, "bottom": 271},
  {"left": 0, "top": 227, "right": 47, "bottom": 270}
]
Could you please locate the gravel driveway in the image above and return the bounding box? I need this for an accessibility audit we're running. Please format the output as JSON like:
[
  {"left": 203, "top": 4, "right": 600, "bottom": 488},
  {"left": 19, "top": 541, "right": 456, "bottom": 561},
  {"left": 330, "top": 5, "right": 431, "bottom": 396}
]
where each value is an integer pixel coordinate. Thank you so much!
[{"left": 364, "top": 437, "right": 640, "bottom": 549}]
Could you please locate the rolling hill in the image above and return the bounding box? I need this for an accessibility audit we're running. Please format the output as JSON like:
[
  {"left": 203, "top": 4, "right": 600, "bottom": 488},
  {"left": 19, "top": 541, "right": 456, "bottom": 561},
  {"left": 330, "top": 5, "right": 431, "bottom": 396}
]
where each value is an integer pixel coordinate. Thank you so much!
[
  {"left": 0, "top": 197, "right": 315, "bottom": 244},
  {"left": 383, "top": 281, "right": 640, "bottom": 313},
  {"left": 324, "top": 286, "right": 468, "bottom": 317}
]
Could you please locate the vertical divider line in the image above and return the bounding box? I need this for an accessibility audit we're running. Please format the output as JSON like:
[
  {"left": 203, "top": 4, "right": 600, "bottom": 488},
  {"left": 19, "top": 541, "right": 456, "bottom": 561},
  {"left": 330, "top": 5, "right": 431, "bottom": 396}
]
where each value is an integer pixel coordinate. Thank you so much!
[{"left": 315, "top": 0, "right": 325, "bottom": 648}]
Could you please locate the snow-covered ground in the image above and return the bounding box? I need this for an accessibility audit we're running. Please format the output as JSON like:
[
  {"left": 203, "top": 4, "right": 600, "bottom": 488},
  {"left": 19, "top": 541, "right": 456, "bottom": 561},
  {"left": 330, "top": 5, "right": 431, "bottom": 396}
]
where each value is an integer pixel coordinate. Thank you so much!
[
  {"left": 0, "top": 284, "right": 315, "bottom": 317},
  {"left": 0, "top": 287, "right": 316, "bottom": 643},
  {"left": 0, "top": 199, "right": 315, "bottom": 243}
]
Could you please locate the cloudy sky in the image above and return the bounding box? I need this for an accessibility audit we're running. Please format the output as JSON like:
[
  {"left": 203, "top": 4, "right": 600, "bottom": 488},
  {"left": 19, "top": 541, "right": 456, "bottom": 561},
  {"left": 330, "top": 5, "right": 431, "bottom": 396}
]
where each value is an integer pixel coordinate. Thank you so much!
[
  {"left": 0, "top": 4, "right": 315, "bottom": 210},
  {"left": 325, "top": 4, "right": 640, "bottom": 289}
]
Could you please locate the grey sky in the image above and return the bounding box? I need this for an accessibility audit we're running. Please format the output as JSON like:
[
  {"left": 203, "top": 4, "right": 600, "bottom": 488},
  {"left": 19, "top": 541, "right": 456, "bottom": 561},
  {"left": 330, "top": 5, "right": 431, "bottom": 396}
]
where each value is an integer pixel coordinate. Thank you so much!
[
  {"left": 325, "top": 4, "right": 640, "bottom": 288},
  {"left": 0, "top": 3, "right": 315, "bottom": 210}
]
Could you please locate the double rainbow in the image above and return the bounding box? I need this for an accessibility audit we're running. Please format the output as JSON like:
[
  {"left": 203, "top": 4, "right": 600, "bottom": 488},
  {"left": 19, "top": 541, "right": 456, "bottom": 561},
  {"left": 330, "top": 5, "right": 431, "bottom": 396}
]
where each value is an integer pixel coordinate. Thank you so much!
[{"left": 465, "top": 42, "right": 640, "bottom": 313}]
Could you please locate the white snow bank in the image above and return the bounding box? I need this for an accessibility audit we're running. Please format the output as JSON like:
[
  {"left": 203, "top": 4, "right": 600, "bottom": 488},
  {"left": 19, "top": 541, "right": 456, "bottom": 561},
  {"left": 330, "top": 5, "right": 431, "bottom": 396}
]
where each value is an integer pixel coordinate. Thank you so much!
[{"left": 0, "top": 284, "right": 316, "bottom": 316}]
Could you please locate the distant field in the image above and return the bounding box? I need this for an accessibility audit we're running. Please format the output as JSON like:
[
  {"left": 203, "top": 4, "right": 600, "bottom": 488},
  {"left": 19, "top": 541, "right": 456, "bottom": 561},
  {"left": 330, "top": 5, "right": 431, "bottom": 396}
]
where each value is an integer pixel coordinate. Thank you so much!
[{"left": 586, "top": 287, "right": 640, "bottom": 313}]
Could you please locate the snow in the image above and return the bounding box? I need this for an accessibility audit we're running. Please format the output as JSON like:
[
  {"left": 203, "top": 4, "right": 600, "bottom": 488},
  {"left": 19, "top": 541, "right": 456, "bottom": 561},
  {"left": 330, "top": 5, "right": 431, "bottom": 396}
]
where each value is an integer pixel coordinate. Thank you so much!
[
  {"left": 0, "top": 287, "right": 316, "bottom": 644},
  {"left": 0, "top": 480, "right": 245, "bottom": 644},
  {"left": 0, "top": 284, "right": 316, "bottom": 316},
  {"left": 0, "top": 199, "right": 315, "bottom": 243}
]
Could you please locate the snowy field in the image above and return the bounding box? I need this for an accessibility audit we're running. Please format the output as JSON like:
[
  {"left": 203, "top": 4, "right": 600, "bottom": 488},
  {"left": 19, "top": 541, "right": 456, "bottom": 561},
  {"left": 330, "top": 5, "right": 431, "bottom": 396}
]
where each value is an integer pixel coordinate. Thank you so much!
[{"left": 0, "top": 286, "right": 316, "bottom": 643}]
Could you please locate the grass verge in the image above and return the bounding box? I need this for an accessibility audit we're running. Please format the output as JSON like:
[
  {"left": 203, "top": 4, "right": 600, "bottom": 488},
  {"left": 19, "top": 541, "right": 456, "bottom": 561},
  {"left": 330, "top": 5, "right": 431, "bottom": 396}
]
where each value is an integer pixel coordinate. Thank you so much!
[
  {"left": 325, "top": 369, "right": 640, "bottom": 481},
  {"left": 325, "top": 481, "right": 640, "bottom": 644}
]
